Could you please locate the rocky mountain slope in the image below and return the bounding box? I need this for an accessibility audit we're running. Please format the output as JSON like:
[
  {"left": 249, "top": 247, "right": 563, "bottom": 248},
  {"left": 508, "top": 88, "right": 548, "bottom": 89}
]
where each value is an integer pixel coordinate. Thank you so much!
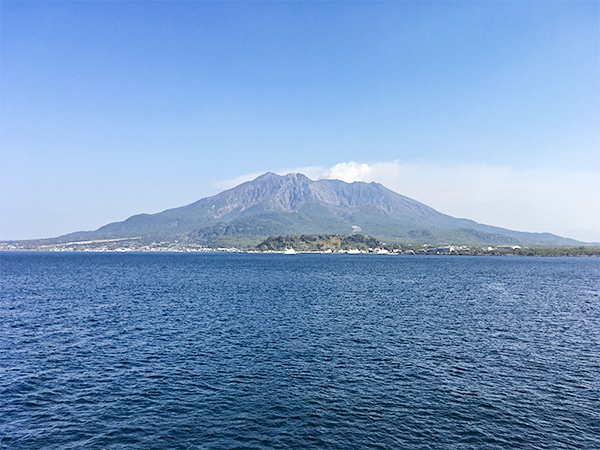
[{"left": 57, "top": 172, "right": 579, "bottom": 246}]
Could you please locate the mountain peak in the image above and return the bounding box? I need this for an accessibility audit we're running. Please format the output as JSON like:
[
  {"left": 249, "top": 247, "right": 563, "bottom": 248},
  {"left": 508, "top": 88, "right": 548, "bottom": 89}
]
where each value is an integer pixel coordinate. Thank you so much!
[
  {"left": 253, "top": 172, "right": 312, "bottom": 183},
  {"left": 63, "top": 171, "right": 579, "bottom": 247},
  {"left": 254, "top": 172, "right": 279, "bottom": 180}
]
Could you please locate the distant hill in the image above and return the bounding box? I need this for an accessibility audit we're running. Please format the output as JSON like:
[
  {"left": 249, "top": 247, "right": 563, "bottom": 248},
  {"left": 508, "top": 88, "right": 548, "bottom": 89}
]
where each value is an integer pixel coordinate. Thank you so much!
[
  {"left": 48, "top": 172, "right": 580, "bottom": 247},
  {"left": 256, "top": 234, "right": 381, "bottom": 252}
]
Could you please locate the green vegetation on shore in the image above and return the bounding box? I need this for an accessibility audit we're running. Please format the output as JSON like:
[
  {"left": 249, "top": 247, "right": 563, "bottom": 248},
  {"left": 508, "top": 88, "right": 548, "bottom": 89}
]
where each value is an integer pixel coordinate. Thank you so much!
[
  {"left": 494, "top": 246, "right": 600, "bottom": 257},
  {"left": 254, "top": 234, "right": 380, "bottom": 252}
]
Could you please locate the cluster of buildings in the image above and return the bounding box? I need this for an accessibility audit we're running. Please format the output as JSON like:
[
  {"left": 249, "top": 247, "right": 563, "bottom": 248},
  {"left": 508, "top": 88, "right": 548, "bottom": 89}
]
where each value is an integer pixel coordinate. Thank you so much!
[
  {"left": 1, "top": 240, "right": 524, "bottom": 255},
  {"left": 417, "top": 245, "right": 471, "bottom": 254},
  {"left": 0, "top": 240, "right": 230, "bottom": 253}
]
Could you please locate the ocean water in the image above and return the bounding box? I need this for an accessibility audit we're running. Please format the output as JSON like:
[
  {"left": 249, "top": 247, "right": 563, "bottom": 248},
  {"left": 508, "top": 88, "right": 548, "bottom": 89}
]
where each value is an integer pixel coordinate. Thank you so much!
[{"left": 1, "top": 252, "right": 599, "bottom": 449}]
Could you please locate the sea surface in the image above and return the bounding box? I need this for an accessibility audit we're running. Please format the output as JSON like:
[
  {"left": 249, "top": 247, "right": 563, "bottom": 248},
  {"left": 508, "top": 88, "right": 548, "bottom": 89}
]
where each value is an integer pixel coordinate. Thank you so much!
[{"left": 1, "top": 252, "right": 599, "bottom": 449}]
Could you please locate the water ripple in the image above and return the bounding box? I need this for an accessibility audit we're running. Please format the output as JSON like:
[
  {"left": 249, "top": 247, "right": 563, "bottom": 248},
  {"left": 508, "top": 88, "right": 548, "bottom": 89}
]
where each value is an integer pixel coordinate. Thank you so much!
[{"left": 1, "top": 253, "right": 599, "bottom": 449}]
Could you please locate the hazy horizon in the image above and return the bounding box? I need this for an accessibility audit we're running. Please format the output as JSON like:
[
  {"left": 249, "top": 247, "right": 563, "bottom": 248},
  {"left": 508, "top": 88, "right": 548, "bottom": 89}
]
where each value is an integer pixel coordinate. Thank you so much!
[{"left": 2, "top": 1, "right": 598, "bottom": 242}]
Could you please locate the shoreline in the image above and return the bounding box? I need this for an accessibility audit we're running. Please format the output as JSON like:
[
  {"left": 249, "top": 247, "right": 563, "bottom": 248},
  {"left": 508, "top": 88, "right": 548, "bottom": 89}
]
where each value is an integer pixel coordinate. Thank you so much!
[{"left": 1, "top": 249, "right": 598, "bottom": 257}]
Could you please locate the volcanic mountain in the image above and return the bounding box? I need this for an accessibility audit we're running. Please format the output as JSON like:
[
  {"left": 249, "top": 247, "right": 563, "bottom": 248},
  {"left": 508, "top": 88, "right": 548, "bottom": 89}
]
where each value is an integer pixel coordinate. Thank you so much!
[{"left": 59, "top": 172, "right": 578, "bottom": 246}]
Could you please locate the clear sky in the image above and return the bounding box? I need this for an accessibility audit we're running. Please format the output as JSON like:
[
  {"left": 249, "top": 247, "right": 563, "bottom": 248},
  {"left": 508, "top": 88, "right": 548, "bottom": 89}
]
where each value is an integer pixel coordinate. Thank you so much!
[{"left": 1, "top": 1, "right": 599, "bottom": 242}]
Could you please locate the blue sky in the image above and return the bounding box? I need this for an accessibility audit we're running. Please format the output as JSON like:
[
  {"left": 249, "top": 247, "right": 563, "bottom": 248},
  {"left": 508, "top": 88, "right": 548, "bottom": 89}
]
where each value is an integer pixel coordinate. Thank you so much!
[{"left": 1, "top": 1, "right": 599, "bottom": 241}]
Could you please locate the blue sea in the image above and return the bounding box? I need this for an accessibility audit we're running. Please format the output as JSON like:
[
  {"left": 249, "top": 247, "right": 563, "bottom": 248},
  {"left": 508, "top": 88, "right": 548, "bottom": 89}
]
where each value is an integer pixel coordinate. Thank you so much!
[{"left": 1, "top": 252, "right": 599, "bottom": 449}]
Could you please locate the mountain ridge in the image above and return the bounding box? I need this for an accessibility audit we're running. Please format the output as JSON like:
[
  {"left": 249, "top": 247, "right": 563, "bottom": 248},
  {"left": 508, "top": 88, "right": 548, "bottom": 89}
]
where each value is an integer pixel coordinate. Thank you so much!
[{"left": 52, "top": 172, "right": 580, "bottom": 246}]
